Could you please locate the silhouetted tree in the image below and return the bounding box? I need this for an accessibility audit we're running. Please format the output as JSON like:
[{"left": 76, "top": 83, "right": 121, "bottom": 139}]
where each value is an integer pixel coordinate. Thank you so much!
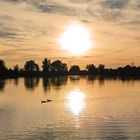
[
  {"left": 98, "top": 64, "right": 105, "bottom": 74},
  {"left": 19, "top": 68, "right": 24, "bottom": 72},
  {"left": 86, "top": 64, "right": 97, "bottom": 75},
  {"left": 42, "top": 58, "right": 51, "bottom": 73},
  {"left": 24, "top": 60, "right": 39, "bottom": 72},
  {"left": 0, "top": 59, "right": 7, "bottom": 73},
  {"left": 50, "top": 60, "right": 68, "bottom": 72},
  {"left": 124, "top": 65, "right": 132, "bottom": 75},
  {"left": 13, "top": 64, "right": 19, "bottom": 72},
  {"left": 60, "top": 63, "right": 68, "bottom": 72},
  {"left": 69, "top": 65, "right": 80, "bottom": 74}
]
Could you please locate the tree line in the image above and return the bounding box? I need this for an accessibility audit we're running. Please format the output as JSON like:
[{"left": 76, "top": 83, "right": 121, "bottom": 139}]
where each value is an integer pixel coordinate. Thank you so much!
[{"left": 0, "top": 58, "right": 140, "bottom": 78}]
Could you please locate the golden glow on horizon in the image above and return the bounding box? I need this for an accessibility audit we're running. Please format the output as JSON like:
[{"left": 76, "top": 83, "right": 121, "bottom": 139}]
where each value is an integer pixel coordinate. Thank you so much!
[
  {"left": 59, "top": 23, "right": 92, "bottom": 55},
  {"left": 68, "top": 89, "right": 85, "bottom": 115}
]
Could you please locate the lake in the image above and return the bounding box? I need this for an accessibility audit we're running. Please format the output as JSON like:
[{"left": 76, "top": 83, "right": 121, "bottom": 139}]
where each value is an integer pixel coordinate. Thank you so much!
[{"left": 0, "top": 76, "right": 140, "bottom": 140}]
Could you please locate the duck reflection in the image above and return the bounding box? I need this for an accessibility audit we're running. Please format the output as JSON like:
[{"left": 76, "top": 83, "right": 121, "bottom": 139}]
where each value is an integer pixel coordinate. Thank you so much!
[{"left": 67, "top": 89, "right": 85, "bottom": 116}]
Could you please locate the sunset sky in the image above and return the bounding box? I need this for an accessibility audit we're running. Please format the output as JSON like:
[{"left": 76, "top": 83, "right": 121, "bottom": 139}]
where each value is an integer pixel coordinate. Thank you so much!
[{"left": 0, "top": 0, "right": 140, "bottom": 69}]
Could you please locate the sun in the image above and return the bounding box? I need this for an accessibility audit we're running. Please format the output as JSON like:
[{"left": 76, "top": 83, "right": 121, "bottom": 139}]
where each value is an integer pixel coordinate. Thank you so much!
[{"left": 59, "top": 23, "right": 92, "bottom": 55}]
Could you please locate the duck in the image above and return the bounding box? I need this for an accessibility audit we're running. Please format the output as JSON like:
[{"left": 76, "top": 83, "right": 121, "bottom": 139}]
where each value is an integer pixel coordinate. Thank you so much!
[
  {"left": 41, "top": 99, "right": 52, "bottom": 103},
  {"left": 41, "top": 100, "right": 47, "bottom": 103},
  {"left": 47, "top": 99, "right": 52, "bottom": 102}
]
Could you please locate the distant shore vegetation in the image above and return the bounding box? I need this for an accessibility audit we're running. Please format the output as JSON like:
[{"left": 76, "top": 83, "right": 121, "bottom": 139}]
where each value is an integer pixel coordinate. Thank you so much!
[{"left": 0, "top": 58, "right": 140, "bottom": 78}]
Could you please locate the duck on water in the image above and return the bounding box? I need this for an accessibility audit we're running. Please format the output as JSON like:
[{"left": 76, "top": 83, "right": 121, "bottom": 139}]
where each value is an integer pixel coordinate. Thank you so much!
[{"left": 41, "top": 99, "right": 52, "bottom": 103}]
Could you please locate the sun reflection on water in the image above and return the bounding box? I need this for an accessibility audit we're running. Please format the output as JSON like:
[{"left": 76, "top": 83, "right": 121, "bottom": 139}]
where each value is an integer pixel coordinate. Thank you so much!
[{"left": 67, "top": 89, "right": 85, "bottom": 116}]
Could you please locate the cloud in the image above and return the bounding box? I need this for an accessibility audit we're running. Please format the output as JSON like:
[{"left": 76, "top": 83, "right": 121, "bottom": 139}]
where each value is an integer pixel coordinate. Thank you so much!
[
  {"left": 81, "top": 19, "right": 91, "bottom": 23},
  {"left": 86, "top": 0, "right": 140, "bottom": 25},
  {"left": 0, "top": 14, "right": 49, "bottom": 42},
  {"left": 0, "top": 31, "right": 18, "bottom": 39},
  {"left": 3, "top": 0, "right": 77, "bottom": 16},
  {"left": 87, "top": 0, "right": 127, "bottom": 21},
  {"left": 100, "top": 0, "right": 129, "bottom": 9},
  {"left": 68, "top": 0, "right": 88, "bottom": 3},
  {"left": 115, "top": 58, "right": 129, "bottom": 61},
  {"left": 4, "top": 0, "right": 23, "bottom": 2},
  {"left": 3, "top": 0, "right": 140, "bottom": 24},
  {"left": 34, "top": 2, "right": 76, "bottom": 16},
  {"left": 82, "top": 55, "right": 101, "bottom": 59},
  {"left": 0, "top": 15, "right": 20, "bottom": 39},
  {"left": 0, "top": 48, "right": 34, "bottom": 57}
]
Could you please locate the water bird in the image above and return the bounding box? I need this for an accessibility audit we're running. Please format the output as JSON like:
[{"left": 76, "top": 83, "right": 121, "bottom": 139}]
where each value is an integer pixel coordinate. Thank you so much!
[
  {"left": 41, "top": 99, "right": 52, "bottom": 103},
  {"left": 47, "top": 99, "right": 52, "bottom": 102}
]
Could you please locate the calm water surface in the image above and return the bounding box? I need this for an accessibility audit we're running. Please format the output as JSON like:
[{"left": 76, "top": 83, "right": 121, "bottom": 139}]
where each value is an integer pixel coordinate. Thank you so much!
[{"left": 0, "top": 76, "right": 140, "bottom": 140}]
